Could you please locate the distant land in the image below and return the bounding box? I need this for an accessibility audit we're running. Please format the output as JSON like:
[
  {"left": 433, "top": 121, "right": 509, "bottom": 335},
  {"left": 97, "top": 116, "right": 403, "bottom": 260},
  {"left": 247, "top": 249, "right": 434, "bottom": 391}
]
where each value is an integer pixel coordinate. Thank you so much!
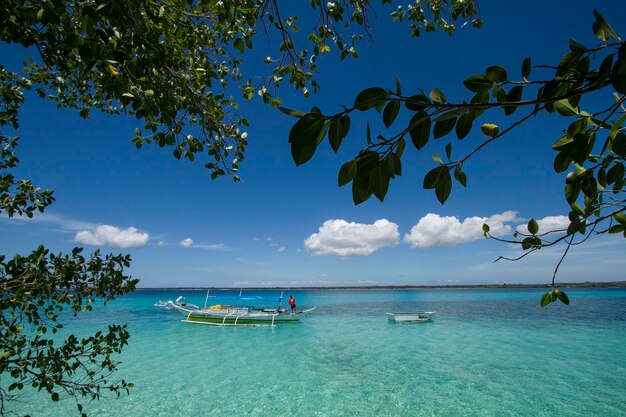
[{"left": 137, "top": 281, "right": 626, "bottom": 291}]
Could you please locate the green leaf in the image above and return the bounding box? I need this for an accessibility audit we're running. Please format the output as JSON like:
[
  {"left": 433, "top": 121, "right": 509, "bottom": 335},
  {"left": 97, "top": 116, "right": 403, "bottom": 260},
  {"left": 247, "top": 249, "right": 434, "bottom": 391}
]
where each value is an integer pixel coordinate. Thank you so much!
[
  {"left": 592, "top": 10, "right": 620, "bottom": 42},
  {"left": 611, "top": 43, "right": 626, "bottom": 94},
  {"left": 409, "top": 112, "right": 431, "bottom": 150},
  {"left": 463, "top": 75, "right": 491, "bottom": 92},
  {"left": 354, "top": 87, "right": 388, "bottom": 111},
  {"left": 521, "top": 57, "right": 531, "bottom": 79},
  {"left": 279, "top": 107, "right": 305, "bottom": 118},
  {"left": 328, "top": 119, "right": 343, "bottom": 152},
  {"left": 611, "top": 131, "right": 626, "bottom": 157},
  {"left": 521, "top": 237, "right": 540, "bottom": 250},
  {"left": 327, "top": 116, "right": 350, "bottom": 153},
  {"left": 370, "top": 165, "right": 390, "bottom": 202},
  {"left": 553, "top": 152, "right": 571, "bottom": 173},
  {"left": 382, "top": 100, "right": 400, "bottom": 128},
  {"left": 352, "top": 176, "right": 372, "bottom": 205},
  {"left": 455, "top": 112, "right": 473, "bottom": 140},
  {"left": 480, "top": 123, "right": 499, "bottom": 137},
  {"left": 338, "top": 160, "right": 357, "bottom": 186},
  {"left": 609, "top": 224, "right": 626, "bottom": 234},
  {"left": 614, "top": 212, "right": 626, "bottom": 225},
  {"left": 554, "top": 99, "right": 579, "bottom": 117},
  {"left": 555, "top": 289, "right": 570, "bottom": 305},
  {"left": 471, "top": 90, "right": 490, "bottom": 105},
  {"left": 395, "top": 137, "right": 406, "bottom": 158},
  {"left": 423, "top": 166, "right": 447, "bottom": 189},
  {"left": 429, "top": 88, "right": 446, "bottom": 103},
  {"left": 435, "top": 172, "right": 452, "bottom": 204},
  {"left": 433, "top": 117, "right": 456, "bottom": 139},
  {"left": 568, "top": 38, "right": 586, "bottom": 53},
  {"left": 606, "top": 163, "right": 625, "bottom": 184},
  {"left": 387, "top": 153, "right": 402, "bottom": 176},
  {"left": 504, "top": 86, "right": 523, "bottom": 115},
  {"left": 405, "top": 94, "right": 431, "bottom": 111},
  {"left": 558, "top": 51, "right": 582, "bottom": 75},
  {"left": 394, "top": 75, "right": 402, "bottom": 95},
  {"left": 355, "top": 151, "right": 379, "bottom": 179},
  {"left": 454, "top": 166, "right": 467, "bottom": 187},
  {"left": 482, "top": 223, "right": 490, "bottom": 233},
  {"left": 571, "top": 203, "right": 585, "bottom": 217},
  {"left": 234, "top": 38, "right": 245, "bottom": 53},
  {"left": 564, "top": 183, "right": 581, "bottom": 204},
  {"left": 433, "top": 109, "right": 463, "bottom": 122},
  {"left": 566, "top": 119, "right": 587, "bottom": 139},
  {"left": 596, "top": 54, "right": 613, "bottom": 88},
  {"left": 288, "top": 113, "right": 325, "bottom": 166},
  {"left": 527, "top": 219, "right": 539, "bottom": 235},
  {"left": 485, "top": 66, "right": 507, "bottom": 83},
  {"left": 493, "top": 85, "right": 507, "bottom": 104},
  {"left": 540, "top": 291, "right": 552, "bottom": 307}
]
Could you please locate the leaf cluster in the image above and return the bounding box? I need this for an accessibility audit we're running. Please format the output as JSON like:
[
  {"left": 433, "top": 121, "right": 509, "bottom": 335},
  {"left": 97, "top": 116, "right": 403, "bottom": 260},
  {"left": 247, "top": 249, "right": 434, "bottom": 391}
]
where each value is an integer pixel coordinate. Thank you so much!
[
  {"left": 0, "top": 246, "right": 138, "bottom": 415},
  {"left": 285, "top": 11, "right": 626, "bottom": 304},
  {"left": 1, "top": 0, "right": 480, "bottom": 183}
]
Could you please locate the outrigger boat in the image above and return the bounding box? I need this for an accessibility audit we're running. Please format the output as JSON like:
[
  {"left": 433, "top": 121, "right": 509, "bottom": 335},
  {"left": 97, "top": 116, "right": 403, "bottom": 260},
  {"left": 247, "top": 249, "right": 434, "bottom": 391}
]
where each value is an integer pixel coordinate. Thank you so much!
[
  {"left": 156, "top": 290, "right": 316, "bottom": 327},
  {"left": 386, "top": 311, "right": 435, "bottom": 323}
]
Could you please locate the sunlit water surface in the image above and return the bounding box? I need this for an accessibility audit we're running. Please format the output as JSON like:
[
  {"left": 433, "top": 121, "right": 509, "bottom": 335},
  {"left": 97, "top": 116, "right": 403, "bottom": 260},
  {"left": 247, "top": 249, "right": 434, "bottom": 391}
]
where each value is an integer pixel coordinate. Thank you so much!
[{"left": 10, "top": 288, "right": 626, "bottom": 416}]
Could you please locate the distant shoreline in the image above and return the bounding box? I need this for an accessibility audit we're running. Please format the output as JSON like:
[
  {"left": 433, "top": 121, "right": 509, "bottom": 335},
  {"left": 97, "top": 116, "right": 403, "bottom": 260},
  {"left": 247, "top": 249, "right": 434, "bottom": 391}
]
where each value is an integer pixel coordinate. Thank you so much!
[{"left": 136, "top": 281, "right": 626, "bottom": 291}]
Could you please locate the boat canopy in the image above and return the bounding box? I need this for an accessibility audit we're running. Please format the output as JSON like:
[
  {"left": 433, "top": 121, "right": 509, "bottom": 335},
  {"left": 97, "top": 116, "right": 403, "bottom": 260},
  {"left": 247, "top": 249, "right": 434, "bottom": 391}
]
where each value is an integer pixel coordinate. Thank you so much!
[
  {"left": 211, "top": 295, "right": 282, "bottom": 303},
  {"left": 203, "top": 289, "right": 284, "bottom": 307}
]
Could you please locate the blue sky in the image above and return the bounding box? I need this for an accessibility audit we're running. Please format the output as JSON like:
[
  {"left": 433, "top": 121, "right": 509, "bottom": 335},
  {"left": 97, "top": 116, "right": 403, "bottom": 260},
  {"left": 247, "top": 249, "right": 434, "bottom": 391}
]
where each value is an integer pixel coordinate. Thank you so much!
[{"left": 2, "top": 1, "right": 626, "bottom": 288}]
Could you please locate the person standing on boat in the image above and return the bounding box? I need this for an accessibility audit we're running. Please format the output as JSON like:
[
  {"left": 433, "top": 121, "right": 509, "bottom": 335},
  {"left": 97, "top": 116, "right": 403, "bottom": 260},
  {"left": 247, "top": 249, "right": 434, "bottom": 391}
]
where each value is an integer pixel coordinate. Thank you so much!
[{"left": 289, "top": 295, "right": 296, "bottom": 312}]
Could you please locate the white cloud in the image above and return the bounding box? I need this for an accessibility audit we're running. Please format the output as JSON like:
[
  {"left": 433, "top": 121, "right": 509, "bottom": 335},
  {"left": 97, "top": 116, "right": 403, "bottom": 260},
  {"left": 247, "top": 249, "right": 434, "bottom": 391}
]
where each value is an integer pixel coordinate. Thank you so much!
[
  {"left": 277, "top": 246, "right": 286, "bottom": 252},
  {"left": 195, "top": 243, "right": 231, "bottom": 250},
  {"left": 75, "top": 225, "right": 149, "bottom": 249},
  {"left": 304, "top": 219, "right": 400, "bottom": 257},
  {"left": 516, "top": 215, "right": 569, "bottom": 234},
  {"left": 404, "top": 211, "right": 519, "bottom": 249},
  {"left": 180, "top": 238, "right": 233, "bottom": 251},
  {"left": 4, "top": 211, "right": 97, "bottom": 231},
  {"left": 180, "top": 238, "right": 194, "bottom": 248}
]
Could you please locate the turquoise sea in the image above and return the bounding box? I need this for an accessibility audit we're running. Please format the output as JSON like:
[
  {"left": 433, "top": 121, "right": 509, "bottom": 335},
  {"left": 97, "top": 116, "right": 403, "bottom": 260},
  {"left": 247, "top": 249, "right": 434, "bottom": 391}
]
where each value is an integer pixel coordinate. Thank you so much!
[{"left": 10, "top": 287, "right": 626, "bottom": 416}]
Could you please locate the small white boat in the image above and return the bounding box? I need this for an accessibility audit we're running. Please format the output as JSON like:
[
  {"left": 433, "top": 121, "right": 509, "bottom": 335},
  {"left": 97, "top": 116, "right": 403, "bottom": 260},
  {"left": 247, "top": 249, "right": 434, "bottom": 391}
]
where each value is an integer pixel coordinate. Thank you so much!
[{"left": 386, "top": 312, "right": 435, "bottom": 323}]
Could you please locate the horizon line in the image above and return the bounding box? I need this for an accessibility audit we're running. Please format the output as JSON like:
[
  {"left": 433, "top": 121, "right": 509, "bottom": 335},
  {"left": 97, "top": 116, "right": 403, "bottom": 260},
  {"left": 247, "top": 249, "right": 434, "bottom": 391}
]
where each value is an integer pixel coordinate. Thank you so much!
[{"left": 136, "top": 280, "right": 626, "bottom": 291}]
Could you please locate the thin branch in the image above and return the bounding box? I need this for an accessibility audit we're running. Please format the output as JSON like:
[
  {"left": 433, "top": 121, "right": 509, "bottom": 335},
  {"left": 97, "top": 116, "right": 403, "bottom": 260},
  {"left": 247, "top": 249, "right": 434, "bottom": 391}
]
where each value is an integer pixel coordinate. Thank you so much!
[{"left": 551, "top": 235, "right": 574, "bottom": 287}]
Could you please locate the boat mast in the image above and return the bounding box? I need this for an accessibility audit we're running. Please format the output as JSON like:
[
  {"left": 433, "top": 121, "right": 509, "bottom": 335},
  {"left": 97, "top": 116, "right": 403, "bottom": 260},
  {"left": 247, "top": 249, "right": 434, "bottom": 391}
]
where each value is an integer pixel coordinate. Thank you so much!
[{"left": 203, "top": 289, "right": 210, "bottom": 308}]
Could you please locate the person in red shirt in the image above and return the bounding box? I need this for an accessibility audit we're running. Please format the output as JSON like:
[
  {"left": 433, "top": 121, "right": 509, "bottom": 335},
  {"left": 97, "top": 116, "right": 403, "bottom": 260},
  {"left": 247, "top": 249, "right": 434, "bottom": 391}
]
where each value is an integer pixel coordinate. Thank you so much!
[{"left": 289, "top": 295, "right": 296, "bottom": 312}]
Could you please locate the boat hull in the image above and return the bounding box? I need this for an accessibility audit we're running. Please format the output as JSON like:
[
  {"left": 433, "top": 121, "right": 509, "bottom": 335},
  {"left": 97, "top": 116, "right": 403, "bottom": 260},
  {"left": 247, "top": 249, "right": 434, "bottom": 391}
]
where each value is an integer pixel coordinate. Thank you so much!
[
  {"left": 184, "top": 312, "right": 300, "bottom": 324},
  {"left": 386, "top": 312, "right": 435, "bottom": 323},
  {"left": 168, "top": 302, "right": 307, "bottom": 325}
]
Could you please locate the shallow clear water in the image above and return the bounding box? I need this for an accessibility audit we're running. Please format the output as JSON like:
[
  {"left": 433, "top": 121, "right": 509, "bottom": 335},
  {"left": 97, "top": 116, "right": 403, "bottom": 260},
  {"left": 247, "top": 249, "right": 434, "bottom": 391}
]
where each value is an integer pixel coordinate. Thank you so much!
[{"left": 9, "top": 288, "right": 626, "bottom": 416}]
